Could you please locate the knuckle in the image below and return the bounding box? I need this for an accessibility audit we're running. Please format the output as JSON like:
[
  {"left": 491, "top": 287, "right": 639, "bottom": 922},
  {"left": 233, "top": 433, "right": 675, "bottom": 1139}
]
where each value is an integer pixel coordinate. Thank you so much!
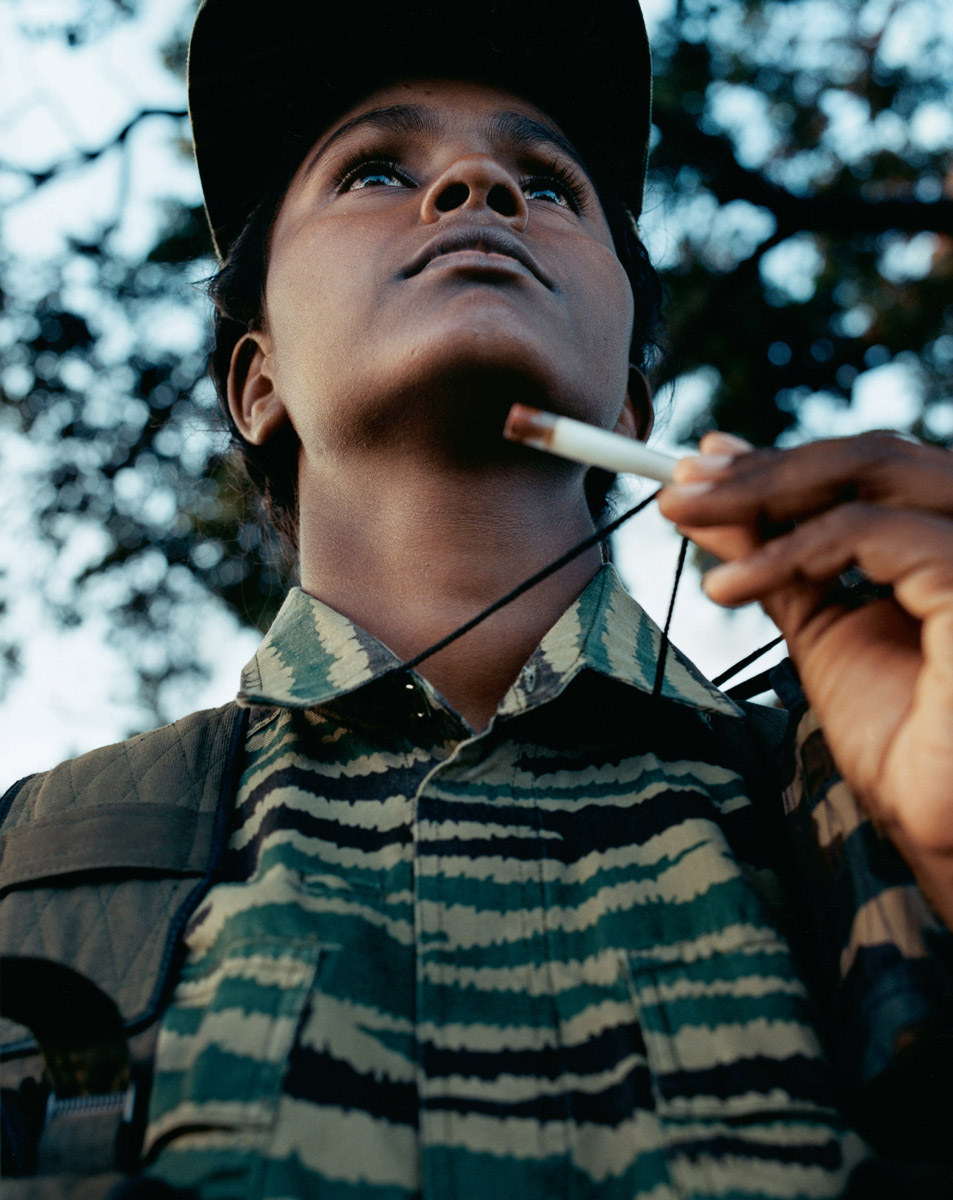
[{"left": 852, "top": 430, "right": 927, "bottom": 479}]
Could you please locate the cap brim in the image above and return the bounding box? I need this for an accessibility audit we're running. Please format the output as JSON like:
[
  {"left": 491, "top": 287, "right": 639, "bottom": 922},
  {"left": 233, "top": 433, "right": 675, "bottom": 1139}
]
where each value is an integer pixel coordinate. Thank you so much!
[{"left": 189, "top": 0, "right": 652, "bottom": 260}]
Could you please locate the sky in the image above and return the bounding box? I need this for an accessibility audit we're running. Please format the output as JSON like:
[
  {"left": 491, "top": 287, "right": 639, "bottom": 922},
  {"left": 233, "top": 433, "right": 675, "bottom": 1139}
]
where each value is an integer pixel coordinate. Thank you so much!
[{"left": 0, "top": 0, "right": 945, "bottom": 787}]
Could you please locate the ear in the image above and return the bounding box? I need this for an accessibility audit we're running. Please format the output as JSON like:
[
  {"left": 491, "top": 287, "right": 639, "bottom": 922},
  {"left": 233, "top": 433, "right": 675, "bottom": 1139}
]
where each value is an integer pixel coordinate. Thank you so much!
[
  {"left": 614, "top": 365, "right": 654, "bottom": 442},
  {"left": 227, "top": 332, "right": 288, "bottom": 446}
]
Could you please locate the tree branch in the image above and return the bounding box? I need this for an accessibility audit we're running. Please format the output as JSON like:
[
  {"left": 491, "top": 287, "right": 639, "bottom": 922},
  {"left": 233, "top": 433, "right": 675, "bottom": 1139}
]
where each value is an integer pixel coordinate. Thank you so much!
[
  {"left": 0, "top": 107, "right": 188, "bottom": 191},
  {"left": 655, "top": 105, "right": 953, "bottom": 236}
]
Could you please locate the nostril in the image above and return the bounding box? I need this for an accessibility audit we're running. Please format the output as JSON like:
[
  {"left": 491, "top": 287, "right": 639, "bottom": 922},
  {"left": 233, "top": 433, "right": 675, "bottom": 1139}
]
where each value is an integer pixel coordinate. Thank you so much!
[
  {"left": 435, "top": 182, "right": 469, "bottom": 213},
  {"left": 487, "top": 184, "right": 518, "bottom": 218}
]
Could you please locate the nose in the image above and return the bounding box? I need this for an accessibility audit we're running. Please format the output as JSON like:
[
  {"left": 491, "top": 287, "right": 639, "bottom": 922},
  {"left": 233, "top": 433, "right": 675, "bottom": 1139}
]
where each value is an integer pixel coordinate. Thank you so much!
[{"left": 419, "top": 155, "right": 529, "bottom": 230}]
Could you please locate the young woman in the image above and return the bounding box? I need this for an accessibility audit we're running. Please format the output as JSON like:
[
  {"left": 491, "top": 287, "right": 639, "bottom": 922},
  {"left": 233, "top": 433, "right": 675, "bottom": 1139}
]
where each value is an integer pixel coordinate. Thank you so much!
[{"left": 2, "top": 0, "right": 952, "bottom": 1195}]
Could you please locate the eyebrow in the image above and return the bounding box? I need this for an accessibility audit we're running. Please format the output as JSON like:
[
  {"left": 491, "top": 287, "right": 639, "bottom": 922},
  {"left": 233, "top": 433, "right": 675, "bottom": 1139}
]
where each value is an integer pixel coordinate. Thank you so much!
[
  {"left": 488, "top": 111, "right": 589, "bottom": 177},
  {"left": 303, "top": 105, "right": 440, "bottom": 177},
  {"left": 302, "top": 103, "right": 592, "bottom": 182}
]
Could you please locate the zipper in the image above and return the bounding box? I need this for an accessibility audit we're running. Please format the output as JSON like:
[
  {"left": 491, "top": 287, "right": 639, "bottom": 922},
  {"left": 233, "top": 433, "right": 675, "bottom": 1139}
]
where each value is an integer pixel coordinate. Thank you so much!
[{"left": 45, "top": 1082, "right": 135, "bottom": 1124}]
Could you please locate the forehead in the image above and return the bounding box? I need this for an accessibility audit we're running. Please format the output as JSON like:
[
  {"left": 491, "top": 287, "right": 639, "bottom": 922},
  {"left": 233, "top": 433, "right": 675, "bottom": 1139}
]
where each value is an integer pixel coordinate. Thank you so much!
[{"left": 294, "top": 77, "right": 591, "bottom": 182}]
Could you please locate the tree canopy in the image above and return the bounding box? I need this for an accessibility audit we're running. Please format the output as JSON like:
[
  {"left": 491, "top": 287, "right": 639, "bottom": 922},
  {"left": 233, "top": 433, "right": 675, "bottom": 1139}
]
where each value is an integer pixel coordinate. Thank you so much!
[{"left": 1, "top": 0, "right": 951, "bottom": 732}]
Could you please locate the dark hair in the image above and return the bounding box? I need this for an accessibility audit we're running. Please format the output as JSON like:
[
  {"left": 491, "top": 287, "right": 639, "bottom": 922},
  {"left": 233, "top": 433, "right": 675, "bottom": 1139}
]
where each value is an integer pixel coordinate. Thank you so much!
[
  {"left": 209, "top": 165, "right": 302, "bottom": 554},
  {"left": 208, "top": 166, "right": 663, "bottom": 557}
]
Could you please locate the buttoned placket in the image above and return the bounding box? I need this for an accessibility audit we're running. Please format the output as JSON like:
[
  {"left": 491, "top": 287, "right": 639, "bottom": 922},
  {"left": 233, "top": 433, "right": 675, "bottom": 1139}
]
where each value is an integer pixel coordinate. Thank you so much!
[
  {"left": 398, "top": 665, "right": 570, "bottom": 1200},
  {"left": 413, "top": 719, "right": 488, "bottom": 1198}
]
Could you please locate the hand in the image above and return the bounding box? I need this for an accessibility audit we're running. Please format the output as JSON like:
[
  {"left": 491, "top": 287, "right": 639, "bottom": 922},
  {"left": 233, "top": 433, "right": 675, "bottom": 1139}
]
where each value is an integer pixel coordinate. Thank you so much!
[{"left": 658, "top": 430, "right": 953, "bottom": 926}]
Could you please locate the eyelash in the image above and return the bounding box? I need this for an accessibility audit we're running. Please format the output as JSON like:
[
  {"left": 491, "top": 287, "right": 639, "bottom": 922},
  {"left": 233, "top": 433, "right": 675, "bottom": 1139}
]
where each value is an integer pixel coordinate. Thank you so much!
[
  {"left": 331, "top": 148, "right": 588, "bottom": 213},
  {"left": 521, "top": 158, "right": 588, "bottom": 213},
  {"left": 331, "top": 151, "right": 411, "bottom": 192}
]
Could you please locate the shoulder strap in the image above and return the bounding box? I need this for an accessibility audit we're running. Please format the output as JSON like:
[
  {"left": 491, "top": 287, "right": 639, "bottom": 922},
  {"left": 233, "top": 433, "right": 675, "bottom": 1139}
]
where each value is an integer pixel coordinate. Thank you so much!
[
  {"left": 708, "top": 696, "right": 790, "bottom": 807},
  {"left": 703, "top": 685, "right": 799, "bottom": 914}
]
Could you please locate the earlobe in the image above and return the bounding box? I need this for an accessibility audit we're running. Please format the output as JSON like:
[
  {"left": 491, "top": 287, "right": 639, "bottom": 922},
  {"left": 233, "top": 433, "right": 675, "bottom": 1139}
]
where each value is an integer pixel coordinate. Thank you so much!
[
  {"left": 227, "top": 332, "right": 288, "bottom": 446},
  {"left": 614, "top": 365, "right": 655, "bottom": 442}
]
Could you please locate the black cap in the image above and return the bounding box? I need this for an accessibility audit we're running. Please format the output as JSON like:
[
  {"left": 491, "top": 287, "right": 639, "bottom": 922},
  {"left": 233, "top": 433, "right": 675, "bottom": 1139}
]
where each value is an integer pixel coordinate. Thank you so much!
[{"left": 188, "top": 0, "right": 653, "bottom": 261}]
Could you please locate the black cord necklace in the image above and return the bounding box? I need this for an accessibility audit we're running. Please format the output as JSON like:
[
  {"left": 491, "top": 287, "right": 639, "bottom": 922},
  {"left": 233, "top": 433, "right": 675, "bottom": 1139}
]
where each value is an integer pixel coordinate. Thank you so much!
[
  {"left": 390, "top": 487, "right": 783, "bottom": 700},
  {"left": 391, "top": 487, "right": 684, "bottom": 682}
]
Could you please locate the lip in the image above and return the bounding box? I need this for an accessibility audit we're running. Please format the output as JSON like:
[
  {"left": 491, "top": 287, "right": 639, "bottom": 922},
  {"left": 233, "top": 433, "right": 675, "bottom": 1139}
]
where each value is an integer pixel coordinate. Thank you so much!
[{"left": 401, "top": 225, "right": 554, "bottom": 290}]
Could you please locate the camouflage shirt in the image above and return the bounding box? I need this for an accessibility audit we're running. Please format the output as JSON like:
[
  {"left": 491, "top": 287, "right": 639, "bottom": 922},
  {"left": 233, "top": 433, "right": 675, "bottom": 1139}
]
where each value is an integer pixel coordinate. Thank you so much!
[{"left": 144, "top": 564, "right": 870, "bottom": 1198}]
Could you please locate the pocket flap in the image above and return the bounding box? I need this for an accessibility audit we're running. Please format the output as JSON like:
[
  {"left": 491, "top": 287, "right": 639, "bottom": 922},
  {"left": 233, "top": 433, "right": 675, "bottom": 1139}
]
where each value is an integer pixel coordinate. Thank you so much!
[{"left": 0, "top": 805, "right": 216, "bottom": 889}]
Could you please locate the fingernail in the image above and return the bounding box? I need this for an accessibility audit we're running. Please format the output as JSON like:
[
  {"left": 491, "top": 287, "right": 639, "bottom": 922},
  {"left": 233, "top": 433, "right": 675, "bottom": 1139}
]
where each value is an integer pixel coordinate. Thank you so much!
[
  {"left": 675, "top": 454, "right": 734, "bottom": 480},
  {"left": 701, "top": 431, "right": 755, "bottom": 454},
  {"left": 665, "top": 480, "right": 716, "bottom": 498},
  {"left": 704, "top": 560, "right": 748, "bottom": 591}
]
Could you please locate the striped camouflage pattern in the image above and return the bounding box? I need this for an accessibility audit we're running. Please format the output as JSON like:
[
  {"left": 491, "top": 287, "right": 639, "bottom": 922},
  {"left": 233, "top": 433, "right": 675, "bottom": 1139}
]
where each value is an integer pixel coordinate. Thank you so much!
[
  {"left": 145, "top": 565, "right": 867, "bottom": 1198},
  {"left": 773, "top": 665, "right": 953, "bottom": 1099}
]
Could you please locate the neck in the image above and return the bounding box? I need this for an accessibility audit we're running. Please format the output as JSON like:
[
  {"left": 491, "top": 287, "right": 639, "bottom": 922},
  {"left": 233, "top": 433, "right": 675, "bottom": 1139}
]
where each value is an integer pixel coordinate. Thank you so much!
[{"left": 296, "top": 449, "right": 602, "bottom": 732}]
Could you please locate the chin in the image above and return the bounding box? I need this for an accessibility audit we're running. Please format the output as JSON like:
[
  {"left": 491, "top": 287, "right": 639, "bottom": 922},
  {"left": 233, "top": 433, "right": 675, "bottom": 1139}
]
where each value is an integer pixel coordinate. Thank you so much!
[
  {"left": 315, "top": 316, "right": 626, "bottom": 459},
  {"left": 399, "top": 343, "right": 562, "bottom": 415},
  {"left": 401, "top": 309, "right": 574, "bottom": 391}
]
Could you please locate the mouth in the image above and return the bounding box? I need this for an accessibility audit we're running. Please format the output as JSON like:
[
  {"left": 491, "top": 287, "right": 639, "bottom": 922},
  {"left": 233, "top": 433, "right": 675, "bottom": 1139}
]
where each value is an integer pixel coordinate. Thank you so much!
[{"left": 402, "top": 226, "right": 554, "bottom": 290}]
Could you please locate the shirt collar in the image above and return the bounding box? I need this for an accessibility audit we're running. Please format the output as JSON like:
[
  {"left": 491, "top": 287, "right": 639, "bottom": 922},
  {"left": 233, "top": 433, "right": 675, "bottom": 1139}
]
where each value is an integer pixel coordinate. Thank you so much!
[{"left": 238, "top": 564, "right": 742, "bottom": 719}]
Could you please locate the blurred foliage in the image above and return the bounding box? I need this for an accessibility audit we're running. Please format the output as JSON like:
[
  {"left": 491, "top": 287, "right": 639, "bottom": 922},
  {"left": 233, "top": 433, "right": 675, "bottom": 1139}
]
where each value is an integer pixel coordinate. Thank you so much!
[
  {"left": 1, "top": 0, "right": 951, "bottom": 726},
  {"left": 648, "top": 0, "right": 953, "bottom": 447}
]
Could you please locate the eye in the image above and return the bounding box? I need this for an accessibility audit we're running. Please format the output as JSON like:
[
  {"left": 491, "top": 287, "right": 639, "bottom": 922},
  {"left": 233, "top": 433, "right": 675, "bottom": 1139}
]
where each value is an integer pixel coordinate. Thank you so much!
[
  {"left": 522, "top": 177, "right": 574, "bottom": 207},
  {"left": 335, "top": 154, "right": 415, "bottom": 193},
  {"left": 520, "top": 161, "right": 586, "bottom": 213}
]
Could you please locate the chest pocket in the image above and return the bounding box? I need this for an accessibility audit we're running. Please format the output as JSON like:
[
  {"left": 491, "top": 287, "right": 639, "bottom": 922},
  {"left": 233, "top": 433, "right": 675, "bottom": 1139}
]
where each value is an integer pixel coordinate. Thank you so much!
[
  {"left": 624, "top": 929, "right": 857, "bottom": 1198},
  {"left": 144, "top": 935, "right": 320, "bottom": 1162}
]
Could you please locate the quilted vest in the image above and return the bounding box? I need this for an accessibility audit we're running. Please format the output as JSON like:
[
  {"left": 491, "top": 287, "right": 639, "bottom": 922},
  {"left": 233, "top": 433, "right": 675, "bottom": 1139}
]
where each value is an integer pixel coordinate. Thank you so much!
[{"left": 0, "top": 703, "right": 248, "bottom": 1185}]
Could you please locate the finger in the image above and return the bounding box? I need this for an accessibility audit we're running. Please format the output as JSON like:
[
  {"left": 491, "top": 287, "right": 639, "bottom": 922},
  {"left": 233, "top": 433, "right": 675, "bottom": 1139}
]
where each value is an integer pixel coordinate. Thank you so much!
[
  {"left": 697, "top": 430, "right": 755, "bottom": 456},
  {"left": 661, "top": 433, "right": 953, "bottom": 529},
  {"left": 676, "top": 522, "right": 760, "bottom": 564},
  {"left": 702, "top": 503, "right": 953, "bottom": 615},
  {"left": 676, "top": 431, "right": 754, "bottom": 481}
]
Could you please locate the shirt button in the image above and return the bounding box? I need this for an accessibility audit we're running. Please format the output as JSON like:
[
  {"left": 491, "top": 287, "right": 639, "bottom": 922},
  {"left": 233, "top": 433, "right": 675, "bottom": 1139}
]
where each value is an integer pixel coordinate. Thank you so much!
[{"left": 521, "top": 662, "right": 538, "bottom": 691}]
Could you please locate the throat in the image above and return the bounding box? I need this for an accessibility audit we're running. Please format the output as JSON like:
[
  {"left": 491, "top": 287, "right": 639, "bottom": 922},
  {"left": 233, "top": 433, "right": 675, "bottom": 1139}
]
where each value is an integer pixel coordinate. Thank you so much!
[
  {"left": 296, "top": 469, "right": 604, "bottom": 732},
  {"left": 400, "top": 609, "right": 549, "bottom": 734}
]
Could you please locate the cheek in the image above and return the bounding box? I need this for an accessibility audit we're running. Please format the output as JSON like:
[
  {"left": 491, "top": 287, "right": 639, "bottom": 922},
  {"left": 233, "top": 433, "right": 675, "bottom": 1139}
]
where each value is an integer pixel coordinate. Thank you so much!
[
  {"left": 267, "top": 234, "right": 333, "bottom": 334},
  {"left": 263, "top": 233, "right": 360, "bottom": 393},
  {"left": 567, "top": 243, "right": 635, "bottom": 383},
  {"left": 597, "top": 250, "right": 635, "bottom": 348},
  {"left": 266, "top": 219, "right": 392, "bottom": 347}
]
